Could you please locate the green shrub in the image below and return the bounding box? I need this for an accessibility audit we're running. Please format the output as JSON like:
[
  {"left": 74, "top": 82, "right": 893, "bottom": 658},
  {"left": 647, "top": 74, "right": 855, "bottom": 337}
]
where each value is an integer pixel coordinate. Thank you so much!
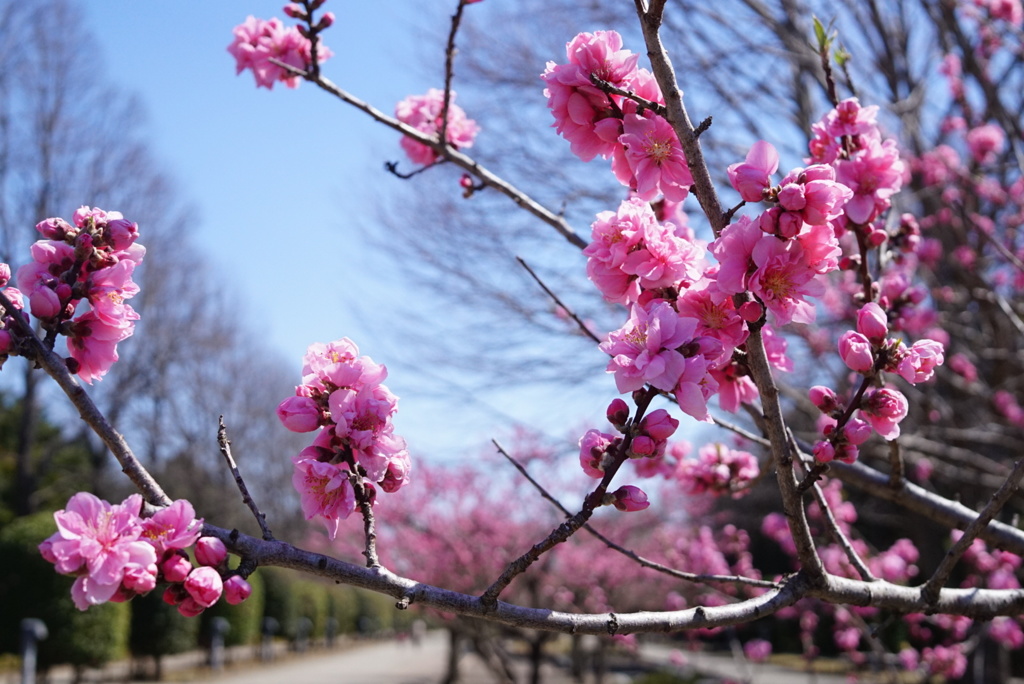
[
  {"left": 261, "top": 567, "right": 299, "bottom": 639},
  {"left": 201, "top": 571, "right": 265, "bottom": 647},
  {"left": 130, "top": 586, "right": 201, "bottom": 660},
  {"left": 0, "top": 512, "right": 130, "bottom": 670}
]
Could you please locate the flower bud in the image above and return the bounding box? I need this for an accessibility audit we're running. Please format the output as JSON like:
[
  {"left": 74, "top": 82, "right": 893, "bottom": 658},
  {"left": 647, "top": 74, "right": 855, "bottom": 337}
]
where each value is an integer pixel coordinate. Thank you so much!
[
  {"left": 224, "top": 575, "right": 253, "bottom": 605},
  {"left": 838, "top": 331, "right": 874, "bottom": 373},
  {"left": 276, "top": 395, "right": 322, "bottom": 432},
  {"left": 161, "top": 552, "right": 193, "bottom": 583},
  {"left": 194, "top": 537, "right": 228, "bottom": 567},
  {"left": 856, "top": 302, "right": 888, "bottom": 341},
  {"left": 184, "top": 566, "right": 223, "bottom": 608},
  {"left": 606, "top": 398, "right": 630, "bottom": 430},
  {"left": 611, "top": 485, "right": 650, "bottom": 512},
  {"left": 808, "top": 386, "right": 839, "bottom": 413}
]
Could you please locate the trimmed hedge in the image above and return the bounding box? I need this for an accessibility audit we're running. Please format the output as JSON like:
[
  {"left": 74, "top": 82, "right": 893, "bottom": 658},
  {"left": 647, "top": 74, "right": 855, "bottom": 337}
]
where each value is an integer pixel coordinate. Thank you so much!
[{"left": 0, "top": 512, "right": 130, "bottom": 670}]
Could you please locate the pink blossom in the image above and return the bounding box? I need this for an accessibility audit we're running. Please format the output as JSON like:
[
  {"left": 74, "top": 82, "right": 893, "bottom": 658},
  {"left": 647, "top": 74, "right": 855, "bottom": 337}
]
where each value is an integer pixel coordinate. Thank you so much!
[
  {"left": 579, "top": 429, "right": 615, "bottom": 478},
  {"left": 677, "top": 443, "right": 759, "bottom": 497},
  {"left": 139, "top": 499, "right": 202, "bottom": 556},
  {"left": 611, "top": 485, "right": 650, "bottom": 512},
  {"left": 727, "top": 140, "right": 778, "bottom": 202},
  {"left": 860, "top": 388, "right": 909, "bottom": 440},
  {"left": 600, "top": 302, "right": 695, "bottom": 393},
  {"left": 747, "top": 236, "right": 823, "bottom": 325},
  {"left": 228, "top": 16, "right": 331, "bottom": 89},
  {"left": 894, "top": 339, "right": 945, "bottom": 384},
  {"left": 184, "top": 566, "right": 223, "bottom": 608},
  {"left": 224, "top": 575, "right": 253, "bottom": 605},
  {"left": 66, "top": 310, "right": 135, "bottom": 383},
  {"left": 675, "top": 280, "right": 748, "bottom": 352},
  {"left": 709, "top": 216, "right": 762, "bottom": 295},
  {"left": 966, "top": 123, "right": 1006, "bottom": 164},
  {"left": 836, "top": 136, "right": 905, "bottom": 224},
  {"left": 618, "top": 112, "right": 693, "bottom": 202},
  {"left": 743, "top": 639, "right": 772, "bottom": 663},
  {"left": 40, "top": 492, "right": 157, "bottom": 610},
  {"left": 292, "top": 458, "right": 355, "bottom": 539},
  {"left": 194, "top": 537, "right": 228, "bottom": 567},
  {"left": 541, "top": 31, "right": 644, "bottom": 162},
  {"left": 395, "top": 89, "right": 480, "bottom": 166}
]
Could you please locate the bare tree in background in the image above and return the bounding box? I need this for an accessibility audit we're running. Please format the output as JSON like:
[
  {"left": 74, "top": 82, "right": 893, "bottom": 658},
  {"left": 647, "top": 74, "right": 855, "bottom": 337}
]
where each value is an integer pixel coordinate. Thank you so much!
[{"left": 0, "top": 0, "right": 304, "bottom": 532}]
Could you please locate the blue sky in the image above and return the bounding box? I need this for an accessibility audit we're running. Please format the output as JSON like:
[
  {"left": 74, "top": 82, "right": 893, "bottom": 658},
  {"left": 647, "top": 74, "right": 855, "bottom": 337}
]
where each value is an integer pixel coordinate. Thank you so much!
[{"left": 80, "top": 2, "right": 610, "bottom": 458}]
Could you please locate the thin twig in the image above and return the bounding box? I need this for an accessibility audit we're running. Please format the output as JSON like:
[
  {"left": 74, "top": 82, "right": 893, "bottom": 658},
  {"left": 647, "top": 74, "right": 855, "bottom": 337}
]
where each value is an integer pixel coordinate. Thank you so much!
[
  {"left": 810, "top": 481, "right": 877, "bottom": 582},
  {"left": 888, "top": 439, "right": 904, "bottom": 488},
  {"left": 492, "top": 440, "right": 779, "bottom": 590},
  {"left": 267, "top": 58, "right": 587, "bottom": 250},
  {"left": 920, "top": 457, "right": 1024, "bottom": 605},
  {"left": 516, "top": 256, "right": 600, "bottom": 344},
  {"left": 352, "top": 476, "right": 381, "bottom": 568},
  {"left": 439, "top": 0, "right": 469, "bottom": 148},
  {"left": 384, "top": 159, "right": 445, "bottom": 179},
  {"left": 217, "top": 417, "right": 274, "bottom": 541},
  {"left": 0, "top": 291, "right": 171, "bottom": 510},
  {"left": 589, "top": 75, "right": 668, "bottom": 117},
  {"left": 480, "top": 390, "right": 657, "bottom": 606}
]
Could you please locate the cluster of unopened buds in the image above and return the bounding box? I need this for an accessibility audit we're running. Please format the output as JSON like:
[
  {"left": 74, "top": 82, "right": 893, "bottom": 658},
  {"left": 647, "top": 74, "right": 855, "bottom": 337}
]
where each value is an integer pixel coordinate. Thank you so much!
[
  {"left": 810, "top": 302, "right": 945, "bottom": 463},
  {"left": 0, "top": 206, "right": 144, "bottom": 383},
  {"left": 39, "top": 493, "right": 251, "bottom": 615},
  {"left": 278, "top": 337, "right": 410, "bottom": 539}
]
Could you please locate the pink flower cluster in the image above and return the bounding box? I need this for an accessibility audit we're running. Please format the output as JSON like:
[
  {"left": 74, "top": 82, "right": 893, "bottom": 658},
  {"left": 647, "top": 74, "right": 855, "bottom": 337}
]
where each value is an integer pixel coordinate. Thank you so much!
[
  {"left": 395, "top": 89, "right": 480, "bottom": 166},
  {"left": 228, "top": 7, "right": 334, "bottom": 90},
  {"left": 5, "top": 207, "right": 145, "bottom": 383},
  {"left": 278, "top": 338, "right": 410, "bottom": 539},
  {"left": 810, "top": 302, "right": 945, "bottom": 462},
  {"left": 677, "top": 443, "right": 759, "bottom": 498},
  {"left": 542, "top": 31, "right": 693, "bottom": 201},
  {"left": 808, "top": 98, "right": 906, "bottom": 226},
  {"left": 39, "top": 493, "right": 251, "bottom": 615}
]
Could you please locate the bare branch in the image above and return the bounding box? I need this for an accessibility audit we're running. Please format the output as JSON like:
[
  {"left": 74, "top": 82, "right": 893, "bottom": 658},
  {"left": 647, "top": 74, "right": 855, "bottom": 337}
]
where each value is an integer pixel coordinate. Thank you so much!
[
  {"left": 267, "top": 58, "right": 587, "bottom": 250},
  {"left": 217, "top": 417, "right": 274, "bottom": 541},
  {"left": 920, "top": 457, "right": 1024, "bottom": 605}
]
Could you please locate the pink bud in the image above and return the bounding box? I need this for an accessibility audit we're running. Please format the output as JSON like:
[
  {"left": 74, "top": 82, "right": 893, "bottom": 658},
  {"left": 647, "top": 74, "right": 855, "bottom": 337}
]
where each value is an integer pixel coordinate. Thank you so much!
[
  {"left": 276, "top": 395, "right": 322, "bottom": 432},
  {"left": 317, "top": 11, "right": 335, "bottom": 28},
  {"left": 843, "top": 418, "right": 872, "bottom": 446},
  {"left": 777, "top": 183, "right": 807, "bottom": 211},
  {"left": 194, "top": 537, "right": 228, "bottom": 567},
  {"left": 224, "top": 575, "right": 253, "bottom": 605},
  {"left": 612, "top": 485, "right": 650, "bottom": 512},
  {"left": 0, "top": 263, "right": 10, "bottom": 287},
  {"left": 123, "top": 564, "right": 158, "bottom": 594},
  {"left": 808, "top": 386, "right": 838, "bottom": 413},
  {"left": 184, "top": 566, "right": 223, "bottom": 608},
  {"left": 628, "top": 435, "right": 656, "bottom": 457},
  {"left": 28, "top": 287, "right": 61, "bottom": 319},
  {"left": 579, "top": 429, "right": 614, "bottom": 478},
  {"left": 161, "top": 553, "right": 193, "bottom": 583},
  {"left": 812, "top": 440, "right": 835, "bottom": 463},
  {"left": 838, "top": 331, "right": 874, "bottom": 373},
  {"left": 727, "top": 140, "right": 778, "bottom": 202},
  {"left": 639, "top": 409, "right": 678, "bottom": 441},
  {"left": 105, "top": 219, "right": 139, "bottom": 251},
  {"left": 856, "top": 302, "right": 888, "bottom": 341},
  {"left": 606, "top": 398, "right": 630, "bottom": 430},
  {"left": 177, "top": 596, "right": 207, "bottom": 618},
  {"left": 162, "top": 584, "right": 188, "bottom": 606}
]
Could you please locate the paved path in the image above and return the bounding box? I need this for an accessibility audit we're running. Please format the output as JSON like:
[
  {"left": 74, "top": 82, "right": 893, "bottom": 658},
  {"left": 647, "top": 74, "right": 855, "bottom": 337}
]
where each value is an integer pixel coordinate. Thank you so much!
[{"left": 203, "top": 631, "right": 577, "bottom": 684}]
